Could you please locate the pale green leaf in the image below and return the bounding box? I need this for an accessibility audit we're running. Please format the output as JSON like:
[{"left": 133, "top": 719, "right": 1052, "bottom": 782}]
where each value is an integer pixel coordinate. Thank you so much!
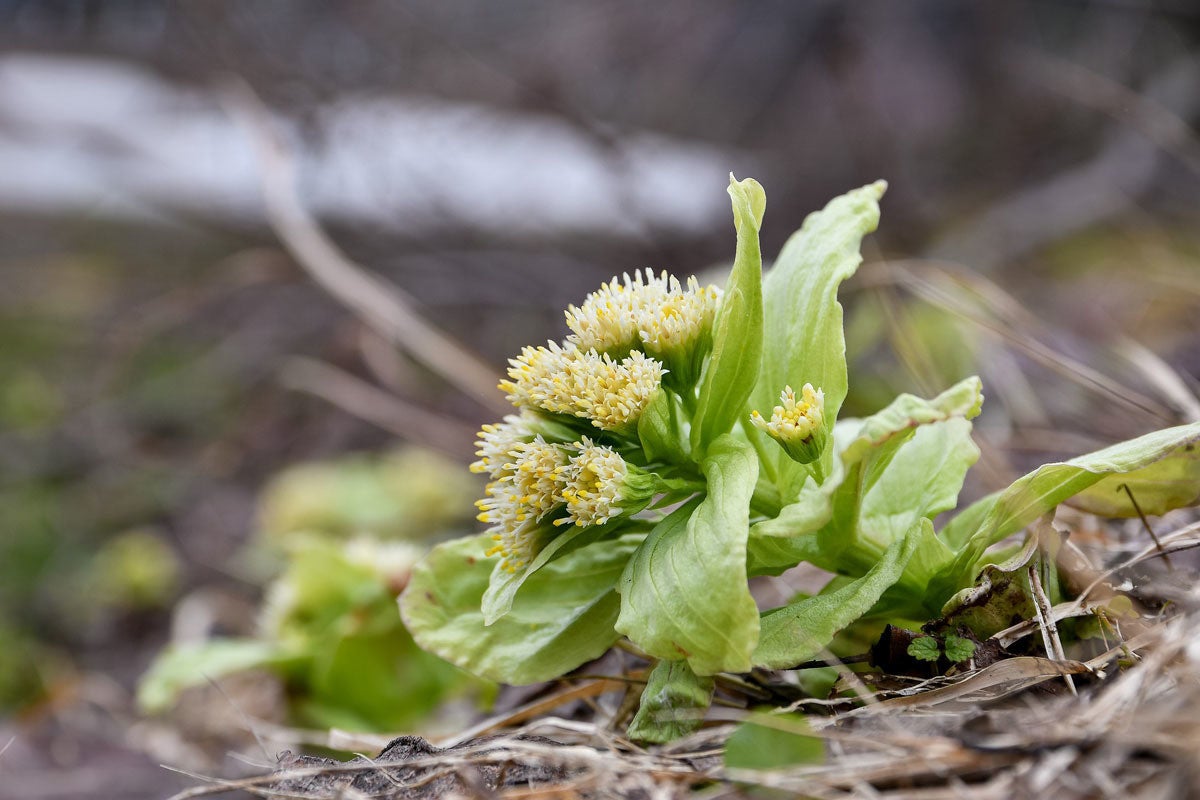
[
  {"left": 480, "top": 520, "right": 626, "bottom": 625},
  {"left": 627, "top": 660, "right": 715, "bottom": 744},
  {"left": 858, "top": 417, "right": 979, "bottom": 594},
  {"left": 303, "top": 626, "right": 470, "bottom": 731},
  {"left": 637, "top": 389, "right": 688, "bottom": 464},
  {"left": 837, "top": 377, "right": 983, "bottom": 472},
  {"left": 691, "top": 176, "right": 765, "bottom": 453},
  {"left": 138, "top": 639, "right": 297, "bottom": 713},
  {"left": 1069, "top": 433, "right": 1200, "bottom": 516},
  {"left": 400, "top": 533, "right": 638, "bottom": 685},
  {"left": 724, "top": 713, "right": 824, "bottom": 770},
  {"left": 745, "top": 482, "right": 830, "bottom": 576},
  {"left": 932, "top": 422, "right": 1200, "bottom": 608},
  {"left": 745, "top": 533, "right": 822, "bottom": 577},
  {"left": 755, "top": 181, "right": 887, "bottom": 495},
  {"left": 752, "top": 520, "right": 924, "bottom": 669},
  {"left": 938, "top": 490, "right": 1001, "bottom": 552},
  {"left": 816, "top": 378, "right": 982, "bottom": 574},
  {"left": 616, "top": 435, "right": 760, "bottom": 675},
  {"left": 860, "top": 419, "right": 980, "bottom": 533},
  {"left": 749, "top": 478, "right": 833, "bottom": 539}
]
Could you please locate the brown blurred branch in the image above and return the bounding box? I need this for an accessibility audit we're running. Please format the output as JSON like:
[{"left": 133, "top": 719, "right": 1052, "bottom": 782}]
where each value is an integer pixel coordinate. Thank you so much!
[
  {"left": 930, "top": 52, "right": 1200, "bottom": 270},
  {"left": 223, "top": 77, "right": 509, "bottom": 417},
  {"left": 861, "top": 259, "right": 1178, "bottom": 423},
  {"left": 1016, "top": 48, "right": 1200, "bottom": 179},
  {"left": 280, "top": 357, "right": 478, "bottom": 460}
]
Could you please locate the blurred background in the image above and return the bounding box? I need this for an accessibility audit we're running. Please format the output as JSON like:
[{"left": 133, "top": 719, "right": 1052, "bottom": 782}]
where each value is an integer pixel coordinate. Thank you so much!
[{"left": 1, "top": 2, "right": 1198, "bottom": 797}]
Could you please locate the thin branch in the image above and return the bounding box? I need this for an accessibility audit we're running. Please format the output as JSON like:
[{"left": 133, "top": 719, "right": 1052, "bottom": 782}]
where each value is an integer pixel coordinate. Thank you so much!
[
  {"left": 223, "top": 77, "right": 509, "bottom": 416},
  {"left": 280, "top": 357, "right": 478, "bottom": 459},
  {"left": 1119, "top": 483, "right": 1175, "bottom": 572},
  {"left": 865, "top": 260, "right": 1175, "bottom": 422}
]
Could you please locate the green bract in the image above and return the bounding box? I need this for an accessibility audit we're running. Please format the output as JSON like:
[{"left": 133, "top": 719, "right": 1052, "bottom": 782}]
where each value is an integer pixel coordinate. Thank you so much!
[{"left": 399, "top": 176, "right": 1200, "bottom": 743}]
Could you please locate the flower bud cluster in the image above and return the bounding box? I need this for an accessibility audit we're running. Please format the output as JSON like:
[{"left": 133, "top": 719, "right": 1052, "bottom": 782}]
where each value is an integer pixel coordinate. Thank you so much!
[
  {"left": 472, "top": 430, "right": 653, "bottom": 572},
  {"left": 750, "top": 383, "right": 828, "bottom": 465},
  {"left": 565, "top": 269, "right": 721, "bottom": 358},
  {"left": 499, "top": 342, "right": 664, "bottom": 433},
  {"left": 473, "top": 269, "right": 722, "bottom": 571}
]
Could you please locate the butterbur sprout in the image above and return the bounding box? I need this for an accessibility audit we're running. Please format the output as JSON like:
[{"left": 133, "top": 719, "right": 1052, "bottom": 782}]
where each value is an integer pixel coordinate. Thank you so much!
[
  {"left": 636, "top": 276, "right": 719, "bottom": 355},
  {"left": 750, "top": 383, "right": 827, "bottom": 465},
  {"left": 569, "top": 349, "right": 664, "bottom": 432},
  {"left": 497, "top": 340, "right": 576, "bottom": 410},
  {"left": 505, "top": 438, "right": 569, "bottom": 512},
  {"left": 475, "top": 437, "right": 567, "bottom": 531},
  {"left": 478, "top": 438, "right": 564, "bottom": 574},
  {"left": 482, "top": 507, "right": 543, "bottom": 573}
]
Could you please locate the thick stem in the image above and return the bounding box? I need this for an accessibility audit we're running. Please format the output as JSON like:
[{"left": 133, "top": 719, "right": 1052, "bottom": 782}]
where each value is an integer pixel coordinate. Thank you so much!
[{"left": 750, "top": 480, "right": 782, "bottom": 517}]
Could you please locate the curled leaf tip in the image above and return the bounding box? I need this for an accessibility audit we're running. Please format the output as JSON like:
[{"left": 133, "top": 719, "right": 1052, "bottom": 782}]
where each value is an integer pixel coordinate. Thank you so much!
[{"left": 728, "top": 175, "right": 766, "bottom": 232}]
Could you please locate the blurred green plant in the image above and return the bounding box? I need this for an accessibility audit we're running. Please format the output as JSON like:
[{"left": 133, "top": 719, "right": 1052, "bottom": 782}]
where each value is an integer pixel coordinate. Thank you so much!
[
  {"left": 258, "top": 447, "right": 479, "bottom": 543},
  {"left": 140, "top": 446, "right": 486, "bottom": 732},
  {"left": 399, "top": 177, "right": 1200, "bottom": 743},
  {"left": 0, "top": 621, "right": 52, "bottom": 713},
  {"left": 86, "top": 528, "right": 181, "bottom": 611}
]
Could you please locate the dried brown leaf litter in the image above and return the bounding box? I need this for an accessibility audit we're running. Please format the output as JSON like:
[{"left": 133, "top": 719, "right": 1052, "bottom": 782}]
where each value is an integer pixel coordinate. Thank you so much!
[{"left": 163, "top": 511, "right": 1200, "bottom": 800}]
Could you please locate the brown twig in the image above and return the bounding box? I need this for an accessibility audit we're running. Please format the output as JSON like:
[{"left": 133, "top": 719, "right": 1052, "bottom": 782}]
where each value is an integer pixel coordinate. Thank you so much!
[
  {"left": 279, "top": 356, "right": 478, "bottom": 459},
  {"left": 1119, "top": 483, "right": 1175, "bottom": 572},
  {"left": 223, "top": 77, "right": 509, "bottom": 416}
]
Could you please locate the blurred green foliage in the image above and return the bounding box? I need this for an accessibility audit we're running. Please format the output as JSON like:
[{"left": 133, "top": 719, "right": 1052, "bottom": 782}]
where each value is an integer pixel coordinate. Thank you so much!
[
  {"left": 258, "top": 448, "right": 480, "bottom": 543},
  {"left": 0, "top": 622, "right": 50, "bottom": 713},
  {"left": 724, "top": 712, "right": 824, "bottom": 770},
  {"left": 843, "top": 294, "right": 980, "bottom": 418},
  {"left": 140, "top": 447, "right": 488, "bottom": 732},
  {"left": 87, "top": 529, "right": 182, "bottom": 612}
]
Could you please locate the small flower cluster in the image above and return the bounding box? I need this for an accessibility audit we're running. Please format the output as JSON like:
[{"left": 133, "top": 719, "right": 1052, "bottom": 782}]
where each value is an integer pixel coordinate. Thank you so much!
[
  {"left": 473, "top": 270, "right": 723, "bottom": 572},
  {"left": 565, "top": 270, "right": 721, "bottom": 358},
  {"left": 565, "top": 270, "right": 721, "bottom": 388},
  {"left": 473, "top": 430, "right": 648, "bottom": 571},
  {"left": 499, "top": 343, "right": 664, "bottom": 433},
  {"left": 750, "top": 383, "right": 827, "bottom": 464}
]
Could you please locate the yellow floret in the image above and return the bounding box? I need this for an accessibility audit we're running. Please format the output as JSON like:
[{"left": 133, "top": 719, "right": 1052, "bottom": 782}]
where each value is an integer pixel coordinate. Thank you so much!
[
  {"left": 500, "top": 342, "right": 663, "bottom": 432},
  {"left": 470, "top": 413, "right": 537, "bottom": 478},
  {"left": 556, "top": 439, "right": 628, "bottom": 527},
  {"left": 565, "top": 269, "right": 721, "bottom": 364}
]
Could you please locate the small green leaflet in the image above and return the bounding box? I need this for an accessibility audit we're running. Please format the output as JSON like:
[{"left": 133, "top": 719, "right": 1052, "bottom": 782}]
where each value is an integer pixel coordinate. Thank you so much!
[
  {"left": 907, "top": 636, "right": 941, "bottom": 662},
  {"left": 627, "top": 660, "right": 714, "bottom": 744},
  {"left": 943, "top": 634, "right": 977, "bottom": 663}
]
